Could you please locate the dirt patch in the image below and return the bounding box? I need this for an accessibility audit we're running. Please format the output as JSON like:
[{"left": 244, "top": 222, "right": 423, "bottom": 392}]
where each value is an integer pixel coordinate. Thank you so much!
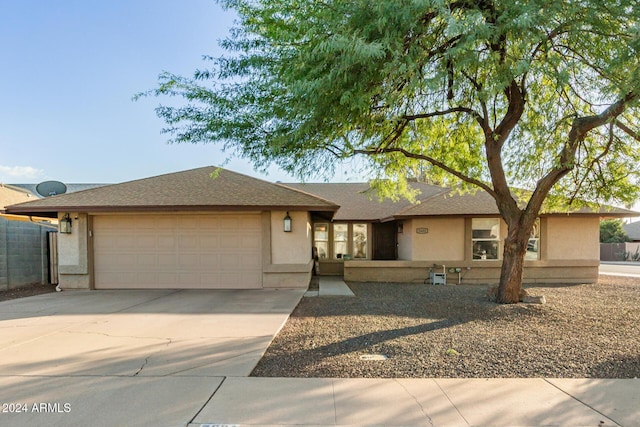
[{"left": 252, "top": 275, "right": 640, "bottom": 378}]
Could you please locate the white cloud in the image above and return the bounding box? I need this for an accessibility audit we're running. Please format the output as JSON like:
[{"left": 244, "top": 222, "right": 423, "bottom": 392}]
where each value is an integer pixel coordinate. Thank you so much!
[{"left": 0, "top": 165, "right": 44, "bottom": 180}]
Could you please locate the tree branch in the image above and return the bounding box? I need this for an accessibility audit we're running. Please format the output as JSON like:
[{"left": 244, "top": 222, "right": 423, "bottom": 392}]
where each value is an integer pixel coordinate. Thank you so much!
[
  {"left": 568, "top": 122, "right": 616, "bottom": 204},
  {"left": 615, "top": 119, "right": 640, "bottom": 142},
  {"left": 519, "top": 24, "right": 570, "bottom": 100},
  {"left": 402, "top": 106, "right": 485, "bottom": 128},
  {"left": 485, "top": 79, "right": 526, "bottom": 218},
  {"left": 378, "top": 119, "right": 410, "bottom": 150},
  {"left": 354, "top": 147, "right": 496, "bottom": 197},
  {"left": 494, "top": 80, "right": 526, "bottom": 146},
  {"left": 528, "top": 91, "right": 638, "bottom": 215},
  {"left": 562, "top": 91, "right": 637, "bottom": 165}
]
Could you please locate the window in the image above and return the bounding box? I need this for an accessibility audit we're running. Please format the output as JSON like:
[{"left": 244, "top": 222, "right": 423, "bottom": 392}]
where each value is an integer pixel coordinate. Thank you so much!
[
  {"left": 334, "top": 224, "right": 348, "bottom": 258},
  {"left": 353, "top": 224, "right": 367, "bottom": 258},
  {"left": 472, "top": 218, "right": 500, "bottom": 260},
  {"left": 313, "top": 223, "right": 329, "bottom": 259},
  {"left": 525, "top": 219, "right": 540, "bottom": 260},
  {"left": 312, "top": 222, "right": 369, "bottom": 260}
]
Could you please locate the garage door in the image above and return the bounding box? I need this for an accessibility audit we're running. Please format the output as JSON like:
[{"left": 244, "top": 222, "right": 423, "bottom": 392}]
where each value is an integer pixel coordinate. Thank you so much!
[{"left": 93, "top": 214, "right": 262, "bottom": 289}]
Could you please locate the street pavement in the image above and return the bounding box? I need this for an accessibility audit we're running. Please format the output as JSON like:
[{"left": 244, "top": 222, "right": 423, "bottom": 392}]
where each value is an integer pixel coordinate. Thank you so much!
[{"left": 599, "top": 261, "right": 640, "bottom": 277}]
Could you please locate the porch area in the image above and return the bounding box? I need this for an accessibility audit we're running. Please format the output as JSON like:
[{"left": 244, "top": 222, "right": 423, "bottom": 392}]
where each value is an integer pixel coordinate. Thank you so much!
[{"left": 341, "top": 260, "right": 599, "bottom": 285}]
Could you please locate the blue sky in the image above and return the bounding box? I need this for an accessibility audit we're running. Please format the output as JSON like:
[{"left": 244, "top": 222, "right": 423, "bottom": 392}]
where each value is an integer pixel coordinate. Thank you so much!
[{"left": 0, "top": 0, "right": 364, "bottom": 185}]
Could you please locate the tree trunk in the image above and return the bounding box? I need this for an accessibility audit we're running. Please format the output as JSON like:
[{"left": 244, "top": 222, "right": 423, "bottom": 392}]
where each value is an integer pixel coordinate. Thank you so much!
[{"left": 497, "top": 221, "right": 531, "bottom": 304}]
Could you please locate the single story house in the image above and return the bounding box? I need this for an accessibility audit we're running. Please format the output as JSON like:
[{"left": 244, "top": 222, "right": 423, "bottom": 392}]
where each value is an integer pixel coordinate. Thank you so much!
[
  {"left": 1, "top": 184, "right": 36, "bottom": 212},
  {"left": 6, "top": 166, "right": 635, "bottom": 290}
]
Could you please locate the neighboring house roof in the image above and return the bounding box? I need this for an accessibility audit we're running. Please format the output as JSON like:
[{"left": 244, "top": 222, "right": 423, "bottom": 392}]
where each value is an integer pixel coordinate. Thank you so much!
[
  {"left": 623, "top": 221, "right": 640, "bottom": 241},
  {"left": 5, "top": 167, "right": 339, "bottom": 216},
  {"left": 0, "top": 184, "right": 36, "bottom": 212},
  {"left": 10, "top": 183, "right": 109, "bottom": 197}
]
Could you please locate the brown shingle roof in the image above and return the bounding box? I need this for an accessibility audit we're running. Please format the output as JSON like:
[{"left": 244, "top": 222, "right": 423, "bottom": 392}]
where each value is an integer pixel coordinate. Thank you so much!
[
  {"left": 397, "top": 189, "right": 638, "bottom": 217},
  {"left": 397, "top": 190, "right": 500, "bottom": 217},
  {"left": 286, "top": 183, "right": 638, "bottom": 220},
  {"left": 283, "top": 182, "right": 447, "bottom": 221},
  {"left": 6, "top": 167, "right": 338, "bottom": 216},
  {"left": 6, "top": 167, "right": 635, "bottom": 219}
]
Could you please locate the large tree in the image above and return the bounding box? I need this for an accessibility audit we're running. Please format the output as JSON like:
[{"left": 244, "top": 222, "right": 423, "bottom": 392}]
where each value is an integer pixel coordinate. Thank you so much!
[{"left": 143, "top": 0, "right": 640, "bottom": 303}]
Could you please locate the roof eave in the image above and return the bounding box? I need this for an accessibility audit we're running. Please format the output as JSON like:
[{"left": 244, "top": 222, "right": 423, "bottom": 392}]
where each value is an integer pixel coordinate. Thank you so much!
[{"left": 5, "top": 204, "right": 339, "bottom": 216}]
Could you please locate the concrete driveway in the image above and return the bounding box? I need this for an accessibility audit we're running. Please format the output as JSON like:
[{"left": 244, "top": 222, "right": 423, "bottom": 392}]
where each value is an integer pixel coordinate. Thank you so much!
[{"left": 0, "top": 288, "right": 303, "bottom": 427}]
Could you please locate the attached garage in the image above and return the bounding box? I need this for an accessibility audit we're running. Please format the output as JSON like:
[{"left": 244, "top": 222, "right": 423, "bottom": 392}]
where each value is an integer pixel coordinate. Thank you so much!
[
  {"left": 4, "top": 167, "right": 338, "bottom": 290},
  {"left": 93, "top": 213, "right": 263, "bottom": 289}
]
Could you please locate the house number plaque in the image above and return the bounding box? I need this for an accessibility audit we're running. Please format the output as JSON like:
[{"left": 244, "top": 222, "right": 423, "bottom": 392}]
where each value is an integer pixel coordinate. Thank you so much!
[{"left": 416, "top": 227, "right": 429, "bottom": 234}]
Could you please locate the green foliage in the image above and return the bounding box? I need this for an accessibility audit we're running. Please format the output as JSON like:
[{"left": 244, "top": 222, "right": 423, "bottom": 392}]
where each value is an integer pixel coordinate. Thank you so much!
[
  {"left": 623, "top": 247, "right": 640, "bottom": 261},
  {"left": 600, "top": 219, "right": 631, "bottom": 243},
  {"left": 141, "top": 0, "right": 640, "bottom": 209},
  {"left": 139, "top": 0, "right": 640, "bottom": 297}
]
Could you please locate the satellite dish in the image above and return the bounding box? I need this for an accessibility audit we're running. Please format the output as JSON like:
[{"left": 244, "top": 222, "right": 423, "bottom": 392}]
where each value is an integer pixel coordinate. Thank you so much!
[{"left": 36, "top": 181, "right": 67, "bottom": 197}]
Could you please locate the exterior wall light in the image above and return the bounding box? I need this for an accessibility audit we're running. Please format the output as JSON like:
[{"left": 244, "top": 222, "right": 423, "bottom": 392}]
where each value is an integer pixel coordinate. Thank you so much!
[
  {"left": 283, "top": 211, "right": 292, "bottom": 232},
  {"left": 59, "top": 213, "right": 72, "bottom": 234}
]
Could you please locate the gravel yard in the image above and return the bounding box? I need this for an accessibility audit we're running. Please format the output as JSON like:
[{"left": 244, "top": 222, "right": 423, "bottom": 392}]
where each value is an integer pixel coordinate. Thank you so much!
[{"left": 251, "top": 275, "right": 640, "bottom": 378}]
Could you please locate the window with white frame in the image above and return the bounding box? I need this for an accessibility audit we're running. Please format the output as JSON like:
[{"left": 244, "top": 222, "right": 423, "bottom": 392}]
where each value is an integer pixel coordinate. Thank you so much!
[
  {"left": 333, "top": 224, "right": 348, "bottom": 258},
  {"left": 525, "top": 219, "right": 540, "bottom": 260},
  {"left": 313, "top": 223, "right": 329, "bottom": 259},
  {"left": 313, "top": 222, "right": 369, "bottom": 260},
  {"left": 353, "top": 223, "right": 367, "bottom": 258},
  {"left": 472, "top": 218, "right": 500, "bottom": 260}
]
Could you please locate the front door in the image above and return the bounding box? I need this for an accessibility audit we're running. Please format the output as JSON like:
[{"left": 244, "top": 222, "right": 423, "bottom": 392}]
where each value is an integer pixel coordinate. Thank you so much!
[{"left": 373, "top": 222, "right": 397, "bottom": 260}]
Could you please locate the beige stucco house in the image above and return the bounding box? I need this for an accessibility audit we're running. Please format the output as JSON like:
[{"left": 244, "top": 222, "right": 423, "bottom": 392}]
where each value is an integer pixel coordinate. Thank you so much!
[
  {"left": 6, "top": 166, "right": 634, "bottom": 290},
  {"left": 288, "top": 183, "right": 634, "bottom": 284}
]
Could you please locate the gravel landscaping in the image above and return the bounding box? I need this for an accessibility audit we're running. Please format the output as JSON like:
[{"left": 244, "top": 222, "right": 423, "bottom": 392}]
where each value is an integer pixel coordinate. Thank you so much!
[{"left": 251, "top": 275, "right": 640, "bottom": 378}]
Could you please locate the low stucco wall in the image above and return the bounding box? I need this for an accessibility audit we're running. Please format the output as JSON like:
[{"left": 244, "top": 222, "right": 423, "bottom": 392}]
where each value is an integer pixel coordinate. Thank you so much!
[
  {"left": 262, "top": 260, "right": 313, "bottom": 288},
  {"left": 316, "top": 259, "right": 345, "bottom": 276},
  {"left": 344, "top": 260, "right": 599, "bottom": 285}
]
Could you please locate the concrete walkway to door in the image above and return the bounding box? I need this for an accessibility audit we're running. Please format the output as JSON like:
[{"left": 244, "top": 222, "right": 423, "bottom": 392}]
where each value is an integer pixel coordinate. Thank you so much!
[{"left": 0, "top": 288, "right": 304, "bottom": 427}]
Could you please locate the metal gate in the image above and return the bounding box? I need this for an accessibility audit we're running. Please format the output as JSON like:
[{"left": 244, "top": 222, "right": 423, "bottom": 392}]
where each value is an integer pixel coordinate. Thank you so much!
[{"left": 47, "top": 231, "right": 58, "bottom": 285}]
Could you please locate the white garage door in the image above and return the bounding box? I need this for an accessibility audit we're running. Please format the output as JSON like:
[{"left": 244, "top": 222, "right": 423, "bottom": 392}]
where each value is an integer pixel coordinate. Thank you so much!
[{"left": 93, "top": 214, "right": 263, "bottom": 289}]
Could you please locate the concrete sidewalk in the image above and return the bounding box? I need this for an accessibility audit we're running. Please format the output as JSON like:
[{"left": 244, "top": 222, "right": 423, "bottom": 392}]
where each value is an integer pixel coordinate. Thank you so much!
[
  {"left": 600, "top": 262, "right": 640, "bottom": 278},
  {"left": 191, "top": 377, "right": 639, "bottom": 427}
]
